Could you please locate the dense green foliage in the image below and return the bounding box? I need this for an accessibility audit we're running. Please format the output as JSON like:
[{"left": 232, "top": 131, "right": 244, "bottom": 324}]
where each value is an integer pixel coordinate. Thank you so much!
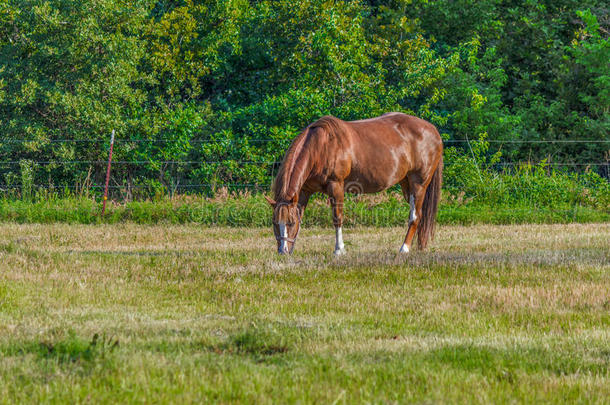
[{"left": 0, "top": 0, "right": 608, "bottom": 197}]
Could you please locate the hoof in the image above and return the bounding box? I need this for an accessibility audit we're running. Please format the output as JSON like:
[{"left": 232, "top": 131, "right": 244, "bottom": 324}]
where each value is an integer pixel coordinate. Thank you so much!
[
  {"left": 399, "top": 244, "right": 410, "bottom": 254},
  {"left": 334, "top": 248, "right": 346, "bottom": 256}
]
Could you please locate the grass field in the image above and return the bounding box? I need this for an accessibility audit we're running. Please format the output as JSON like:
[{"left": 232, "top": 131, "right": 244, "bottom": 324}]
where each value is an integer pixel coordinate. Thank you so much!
[{"left": 0, "top": 223, "right": 609, "bottom": 403}]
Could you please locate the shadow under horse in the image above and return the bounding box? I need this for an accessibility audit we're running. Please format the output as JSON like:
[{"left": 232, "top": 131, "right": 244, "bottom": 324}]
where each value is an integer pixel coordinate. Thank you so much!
[{"left": 266, "top": 112, "right": 443, "bottom": 255}]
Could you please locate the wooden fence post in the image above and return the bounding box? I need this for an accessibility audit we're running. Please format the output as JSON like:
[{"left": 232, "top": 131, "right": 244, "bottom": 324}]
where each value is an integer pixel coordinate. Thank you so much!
[{"left": 102, "top": 130, "right": 115, "bottom": 216}]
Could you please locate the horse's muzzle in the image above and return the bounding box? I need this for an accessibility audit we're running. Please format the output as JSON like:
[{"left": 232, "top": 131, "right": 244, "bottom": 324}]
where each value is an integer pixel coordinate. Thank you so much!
[{"left": 278, "top": 245, "right": 292, "bottom": 255}]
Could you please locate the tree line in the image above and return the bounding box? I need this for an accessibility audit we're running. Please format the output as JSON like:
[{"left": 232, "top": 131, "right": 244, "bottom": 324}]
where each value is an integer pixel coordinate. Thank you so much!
[{"left": 0, "top": 0, "right": 608, "bottom": 194}]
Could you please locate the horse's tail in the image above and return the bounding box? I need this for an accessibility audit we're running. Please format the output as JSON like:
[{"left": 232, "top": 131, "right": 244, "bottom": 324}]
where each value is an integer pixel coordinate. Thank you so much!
[{"left": 417, "top": 155, "right": 443, "bottom": 250}]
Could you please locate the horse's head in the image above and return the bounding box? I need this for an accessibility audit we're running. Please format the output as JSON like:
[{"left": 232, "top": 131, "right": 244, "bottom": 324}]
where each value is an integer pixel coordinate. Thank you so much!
[{"left": 265, "top": 196, "right": 302, "bottom": 254}]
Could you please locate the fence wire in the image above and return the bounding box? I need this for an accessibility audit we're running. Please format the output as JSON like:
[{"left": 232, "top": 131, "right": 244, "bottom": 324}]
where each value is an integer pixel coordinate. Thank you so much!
[
  {"left": 1, "top": 137, "right": 608, "bottom": 193},
  {"left": 1, "top": 138, "right": 609, "bottom": 144},
  {"left": 0, "top": 161, "right": 608, "bottom": 166}
]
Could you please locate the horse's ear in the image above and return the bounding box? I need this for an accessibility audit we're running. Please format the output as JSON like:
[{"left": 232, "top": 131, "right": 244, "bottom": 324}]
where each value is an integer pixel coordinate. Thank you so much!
[{"left": 264, "top": 195, "right": 276, "bottom": 207}]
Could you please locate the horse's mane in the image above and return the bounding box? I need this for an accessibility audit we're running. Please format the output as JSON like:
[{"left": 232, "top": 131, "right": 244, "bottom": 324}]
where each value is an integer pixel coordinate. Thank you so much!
[
  {"left": 273, "top": 116, "right": 347, "bottom": 201},
  {"left": 272, "top": 128, "right": 308, "bottom": 201}
]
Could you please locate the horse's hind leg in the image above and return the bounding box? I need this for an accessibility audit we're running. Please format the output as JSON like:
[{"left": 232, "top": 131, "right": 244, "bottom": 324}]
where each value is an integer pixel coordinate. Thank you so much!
[
  {"left": 399, "top": 175, "right": 425, "bottom": 253},
  {"left": 327, "top": 182, "right": 346, "bottom": 255}
]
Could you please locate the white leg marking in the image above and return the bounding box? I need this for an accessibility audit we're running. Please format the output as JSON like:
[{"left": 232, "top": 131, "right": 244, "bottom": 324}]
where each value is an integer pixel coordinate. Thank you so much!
[
  {"left": 334, "top": 226, "right": 345, "bottom": 255},
  {"left": 409, "top": 194, "right": 417, "bottom": 223},
  {"left": 278, "top": 221, "right": 287, "bottom": 254},
  {"left": 401, "top": 194, "right": 416, "bottom": 254}
]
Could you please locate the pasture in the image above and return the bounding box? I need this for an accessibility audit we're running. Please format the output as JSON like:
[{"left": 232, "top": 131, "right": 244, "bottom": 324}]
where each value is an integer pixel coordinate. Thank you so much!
[{"left": 0, "top": 223, "right": 609, "bottom": 403}]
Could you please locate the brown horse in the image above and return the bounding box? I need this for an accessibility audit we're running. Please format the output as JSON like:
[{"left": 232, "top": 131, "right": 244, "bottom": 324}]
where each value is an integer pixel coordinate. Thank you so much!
[{"left": 265, "top": 112, "right": 443, "bottom": 255}]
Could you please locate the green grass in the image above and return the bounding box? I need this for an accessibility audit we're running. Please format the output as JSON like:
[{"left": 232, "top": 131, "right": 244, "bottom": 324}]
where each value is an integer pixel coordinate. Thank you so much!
[
  {"left": 0, "top": 193, "right": 608, "bottom": 225},
  {"left": 0, "top": 223, "right": 608, "bottom": 403}
]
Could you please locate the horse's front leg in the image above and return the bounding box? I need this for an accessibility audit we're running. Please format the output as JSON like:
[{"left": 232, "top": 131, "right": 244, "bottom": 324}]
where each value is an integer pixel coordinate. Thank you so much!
[{"left": 328, "top": 182, "right": 346, "bottom": 255}]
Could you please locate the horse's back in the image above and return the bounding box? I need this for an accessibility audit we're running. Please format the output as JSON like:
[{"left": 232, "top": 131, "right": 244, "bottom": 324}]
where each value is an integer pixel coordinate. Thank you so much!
[
  {"left": 347, "top": 112, "right": 441, "bottom": 161},
  {"left": 350, "top": 112, "right": 440, "bottom": 142},
  {"left": 341, "top": 113, "right": 442, "bottom": 191}
]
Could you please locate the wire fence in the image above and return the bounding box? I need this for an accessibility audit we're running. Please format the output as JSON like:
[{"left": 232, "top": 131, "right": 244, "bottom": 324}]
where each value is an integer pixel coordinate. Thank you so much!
[
  {"left": 0, "top": 161, "right": 608, "bottom": 166},
  {"left": 1, "top": 137, "right": 608, "bottom": 193},
  {"left": 1, "top": 138, "right": 610, "bottom": 143},
  {"left": 0, "top": 163, "right": 608, "bottom": 192}
]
